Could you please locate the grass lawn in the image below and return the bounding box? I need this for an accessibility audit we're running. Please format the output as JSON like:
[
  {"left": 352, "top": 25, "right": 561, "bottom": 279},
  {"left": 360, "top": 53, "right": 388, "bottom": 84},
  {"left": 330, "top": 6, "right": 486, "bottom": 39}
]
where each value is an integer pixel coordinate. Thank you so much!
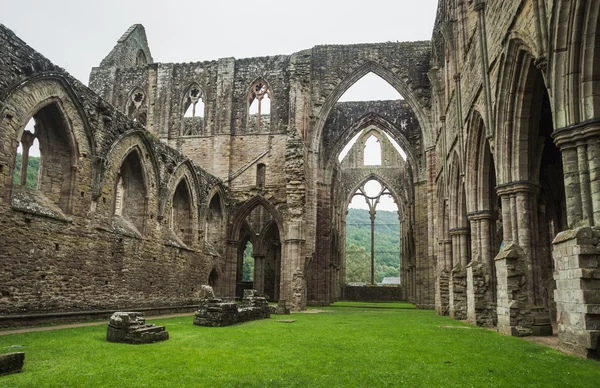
[{"left": 1, "top": 303, "right": 599, "bottom": 387}]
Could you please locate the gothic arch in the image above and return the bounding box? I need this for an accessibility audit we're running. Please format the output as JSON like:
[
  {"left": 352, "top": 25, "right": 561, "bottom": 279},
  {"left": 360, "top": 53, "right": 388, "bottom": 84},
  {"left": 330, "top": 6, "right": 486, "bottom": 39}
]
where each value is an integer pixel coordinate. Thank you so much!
[
  {"left": 494, "top": 39, "right": 547, "bottom": 183},
  {"left": 105, "top": 130, "right": 160, "bottom": 199},
  {"left": 313, "top": 61, "right": 432, "bottom": 154},
  {"left": 551, "top": 0, "right": 600, "bottom": 125},
  {"left": 0, "top": 78, "right": 98, "bottom": 214},
  {"left": 230, "top": 195, "right": 284, "bottom": 244},
  {"left": 343, "top": 173, "right": 403, "bottom": 216},
  {"left": 465, "top": 109, "right": 497, "bottom": 214},
  {"left": 325, "top": 112, "right": 417, "bottom": 173}
]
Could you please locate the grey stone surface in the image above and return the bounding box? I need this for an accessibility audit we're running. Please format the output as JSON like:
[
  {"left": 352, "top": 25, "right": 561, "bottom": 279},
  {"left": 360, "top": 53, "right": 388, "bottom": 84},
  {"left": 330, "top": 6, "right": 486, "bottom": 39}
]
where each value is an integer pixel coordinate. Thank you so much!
[{"left": 106, "top": 312, "right": 169, "bottom": 344}]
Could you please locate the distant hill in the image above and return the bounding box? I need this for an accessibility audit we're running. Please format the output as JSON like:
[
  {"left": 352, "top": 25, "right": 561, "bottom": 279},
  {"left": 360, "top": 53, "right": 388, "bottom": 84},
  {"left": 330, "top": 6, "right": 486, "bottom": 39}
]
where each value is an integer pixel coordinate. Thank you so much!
[{"left": 345, "top": 208, "right": 400, "bottom": 283}]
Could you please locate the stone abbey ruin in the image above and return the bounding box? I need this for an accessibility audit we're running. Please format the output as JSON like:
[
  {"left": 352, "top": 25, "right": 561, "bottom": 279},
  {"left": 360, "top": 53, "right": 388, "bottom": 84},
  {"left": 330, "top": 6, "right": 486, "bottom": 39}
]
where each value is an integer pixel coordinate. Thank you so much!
[{"left": 1, "top": 0, "right": 600, "bottom": 359}]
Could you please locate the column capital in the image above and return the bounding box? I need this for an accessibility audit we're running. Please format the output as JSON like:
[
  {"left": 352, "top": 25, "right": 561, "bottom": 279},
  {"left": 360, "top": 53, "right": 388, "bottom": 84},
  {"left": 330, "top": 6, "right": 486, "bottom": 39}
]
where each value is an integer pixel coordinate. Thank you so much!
[
  {"left": 466, "top": 210, "right": 493, "bottom": 221},
  {"left": 495, "top": 181, "right": 538, "bottom": 196},
  {"left": 449, "top": 227, "right": 470, "bottom": 236},
  {"left": 553, "top": 118, "right": 600, "bottom": 149}
]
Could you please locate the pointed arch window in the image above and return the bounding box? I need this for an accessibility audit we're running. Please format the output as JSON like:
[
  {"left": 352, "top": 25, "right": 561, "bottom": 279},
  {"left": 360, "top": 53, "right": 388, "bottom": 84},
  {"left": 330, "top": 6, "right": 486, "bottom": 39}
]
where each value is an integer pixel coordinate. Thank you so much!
[
  {"left": 12, "top": 104, "right": 76, "bottom": 215},
  {"left": 136, "top": 50, "right": 147, "bottom": 66},
  {"left": 126, "top": 89, "right": 147, "bottom": 126},
  {"left": 172, "top": 178, "right": 193, "bottom": 246},
  {"left": 364, "top": 135, "right": 382, "bottom": 166},
  {"left": 182, "top": 85, "right": 205, "bottom": 136},
  {"left": 115, "top": 150, "right": 147, "bottom": 234},
  {"left": 248, "top": 80, "right": 271, "bottom": 132}
]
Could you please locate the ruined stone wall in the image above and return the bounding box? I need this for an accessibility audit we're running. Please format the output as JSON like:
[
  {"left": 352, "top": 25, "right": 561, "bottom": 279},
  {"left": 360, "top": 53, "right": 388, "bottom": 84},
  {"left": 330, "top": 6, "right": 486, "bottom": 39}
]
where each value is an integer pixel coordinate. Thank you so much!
[
  {"left": 0, "top": 25, "right": 225, "bottom": 317},
  {"left": 430, "top": 0, "right": 600, "bottom": 358}
]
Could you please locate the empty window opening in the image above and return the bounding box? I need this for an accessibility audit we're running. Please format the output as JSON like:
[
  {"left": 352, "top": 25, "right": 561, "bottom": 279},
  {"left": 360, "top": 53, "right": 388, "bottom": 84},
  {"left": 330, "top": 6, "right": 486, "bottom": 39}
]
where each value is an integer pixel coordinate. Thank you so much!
[
  {"left": 116, "top": 151, "right": 147, "bottom": 233},
  {"left": 248, "top": 80, "right": 271, "bottom": 131},
  {"left": 338, "top": 72, "right": 403, "bottom": 102},
  {"left": 12, "top": 105, "right": 74, "bottom": 213},
  {"left": 338, "top": 129, "right": 406, "bottom": 163},
  {"left": 346, "top": 179, "right": 400, "bottom": 284},
  {"left": 242, "top": 241, "right": 254, "bottom": 282},
  {"left": 184, "top": 86, "right": 205, "bottom": 118},
  {"left": 256, "top": 163, "right": 266, "bottom": 188},
  {"left": 364, "top": 136, "right": 382, "bottom": 166},
  {"left": 172, "top": 179, "right": 193, "bottom": 246},
  {"left": 136, "top": 50, "right": 147, "bottom": 66},
  {"left": 14, "top": 119, "right": 40, "bottom": 189},
  {"left": 127, "top": 90, "right": 147, "bottom": 126}
]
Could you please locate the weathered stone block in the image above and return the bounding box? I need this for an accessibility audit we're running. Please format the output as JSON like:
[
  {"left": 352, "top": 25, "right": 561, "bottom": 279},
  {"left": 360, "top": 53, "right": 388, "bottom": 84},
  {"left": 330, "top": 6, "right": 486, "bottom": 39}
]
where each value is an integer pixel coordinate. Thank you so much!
[
  {"left": 0, "top": 352, "right": 24, "bottom": 376},
  {"left": 106, "top": 312, "right": 169, "bottom": 344}
]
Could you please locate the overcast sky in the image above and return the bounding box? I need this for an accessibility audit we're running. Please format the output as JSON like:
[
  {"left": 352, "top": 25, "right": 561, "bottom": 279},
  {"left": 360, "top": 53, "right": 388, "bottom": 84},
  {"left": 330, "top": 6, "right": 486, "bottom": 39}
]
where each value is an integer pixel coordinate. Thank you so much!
[
  {"left": 1, "top": 0, "right": 438, "bottom": 86},
  {"left": 4, "top": 0, "right": 437, "bottom": 212}
]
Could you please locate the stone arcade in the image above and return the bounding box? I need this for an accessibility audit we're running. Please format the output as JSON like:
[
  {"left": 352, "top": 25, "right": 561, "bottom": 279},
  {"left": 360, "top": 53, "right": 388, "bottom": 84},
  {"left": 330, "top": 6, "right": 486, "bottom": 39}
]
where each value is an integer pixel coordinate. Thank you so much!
[{"left": 1, "top": 0, "right": 600, "bottom": 359}]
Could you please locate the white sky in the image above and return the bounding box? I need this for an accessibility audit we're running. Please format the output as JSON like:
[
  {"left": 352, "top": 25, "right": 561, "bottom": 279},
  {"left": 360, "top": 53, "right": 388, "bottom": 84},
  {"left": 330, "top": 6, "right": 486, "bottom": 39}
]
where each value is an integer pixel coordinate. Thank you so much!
[
  {"left": 4, "top": 0, "right": 436, "bottom": 206},
  {"left": 0, "top": 0, "right": 438, "bottom": 85}
]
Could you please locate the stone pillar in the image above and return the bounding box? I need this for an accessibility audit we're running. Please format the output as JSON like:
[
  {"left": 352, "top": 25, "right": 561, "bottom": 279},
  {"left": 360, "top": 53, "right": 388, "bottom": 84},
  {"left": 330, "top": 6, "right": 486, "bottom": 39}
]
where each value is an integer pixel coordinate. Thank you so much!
[
  {"left": 551, "top": 119, "right": 600, "bottom": 358},
  {"left": 449, "top": 228, "right": 469, "bottom": 320},
  {"left": 253, "top": 254, "right": 265, "bottom": 295},
  {"left": 435, "top": 239, "right": 452, "bottom": 315},
  {"left": 282, "top": 220, "right": 306, "bottom": 311},
  {"left": 553, "top": 121, "right": 600, "bottom": 227},
  {"left": 223, "top": 240, "right": 239, "bottom": 298},
  {"left": 495, "top": 182, "right": 552, "bottom": 336},
  {"left": 466, "top": 211, "right": 497, "bottom": 326},
  {"left": 553, "top": 227, "right": 600, "bottom": 359}
]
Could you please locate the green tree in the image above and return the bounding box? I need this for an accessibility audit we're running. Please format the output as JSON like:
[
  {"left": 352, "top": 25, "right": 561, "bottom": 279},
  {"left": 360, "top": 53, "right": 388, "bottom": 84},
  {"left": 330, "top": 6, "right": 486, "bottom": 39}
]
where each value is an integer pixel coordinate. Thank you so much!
[
  {"left": 345, "top": 208, "right": 401, "bottom": 283},
  {"left": 345, "top": 243, "right": 370, "bottom": 283},
  {"left": 13, "top": 153, "right": 40, "bottom": 189}
]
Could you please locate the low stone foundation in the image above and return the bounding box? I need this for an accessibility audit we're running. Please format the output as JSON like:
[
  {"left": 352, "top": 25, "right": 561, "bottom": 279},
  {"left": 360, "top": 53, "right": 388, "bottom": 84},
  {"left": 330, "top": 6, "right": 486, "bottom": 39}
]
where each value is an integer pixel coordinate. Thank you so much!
[
  {"left": 553, "top": 227, "right": 600, "bottom": 359},
  {"left": 269, "top": 299, "right": 291, "bottom": 315},
  {"left": 194, "top": 289, "right": 270, "bottom": 327},
  {"left": 0, "top": 352, "right": 24, "bottom": 376},
  {"left": 342, "top": 285, "right": 404, "bottom": 302},
  {"left": 106, "top": 312, "right": 169, "bottom": 344}
]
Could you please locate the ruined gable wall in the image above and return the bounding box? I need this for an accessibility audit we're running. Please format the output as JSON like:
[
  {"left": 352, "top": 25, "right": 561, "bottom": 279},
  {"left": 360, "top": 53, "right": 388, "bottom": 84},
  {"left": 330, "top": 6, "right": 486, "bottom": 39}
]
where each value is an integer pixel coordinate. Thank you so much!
[{"left": 0, "top": 25, "right": 225, "bottom": 318}]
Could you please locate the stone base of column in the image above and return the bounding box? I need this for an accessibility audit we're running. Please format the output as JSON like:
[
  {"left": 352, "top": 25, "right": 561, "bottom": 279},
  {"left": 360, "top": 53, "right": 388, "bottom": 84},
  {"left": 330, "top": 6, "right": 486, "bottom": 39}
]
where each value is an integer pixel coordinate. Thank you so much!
[
  {"left": 466, "top": 260, "right": 496, "bottom": 326},
  {"left": 553, "top": 227, "right": 600, "bottom": 359},
  {"left": 449, "top": 264, "right": 467, "bottom": 320},
  {"left": 495, "top": 243, "right": 552, "bottom": 336},
  {"left": 435, "top": 269, "right": 450, "bottom": 316}
]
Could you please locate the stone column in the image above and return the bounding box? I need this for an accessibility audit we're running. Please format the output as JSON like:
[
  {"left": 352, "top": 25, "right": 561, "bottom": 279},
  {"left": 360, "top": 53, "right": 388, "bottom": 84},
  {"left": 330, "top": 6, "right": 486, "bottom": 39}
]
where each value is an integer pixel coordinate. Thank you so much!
[
  {"left": 551, "top": 121, "right": 600, "bottom": 358},
  {"left": 553, "top": 121, "right": 600, "bottom": 227},
  {"left": 282, "top": 220, "right": 306, "bottom": 311},
  {"left": 495, "top": 182, "right": 551, "bottom": 336},
  {"left": 449, "top": 228, "right": 468, "bottom": 320},
  {"left": 223, "top": 240, "right": 239, "bottom": 298},
  {"left": 253, "top": 254, "right": 265, "bottom": 295},
  {"left": 466, "top": 211, "right": 496, "bottom": 326}
]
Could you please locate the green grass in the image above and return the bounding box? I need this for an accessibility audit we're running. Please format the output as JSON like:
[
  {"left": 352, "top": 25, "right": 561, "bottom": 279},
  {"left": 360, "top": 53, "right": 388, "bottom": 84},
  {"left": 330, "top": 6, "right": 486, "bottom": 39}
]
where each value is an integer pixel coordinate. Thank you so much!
[{"left": 1, "top": 303, "right": 598, "bottom": 387}]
